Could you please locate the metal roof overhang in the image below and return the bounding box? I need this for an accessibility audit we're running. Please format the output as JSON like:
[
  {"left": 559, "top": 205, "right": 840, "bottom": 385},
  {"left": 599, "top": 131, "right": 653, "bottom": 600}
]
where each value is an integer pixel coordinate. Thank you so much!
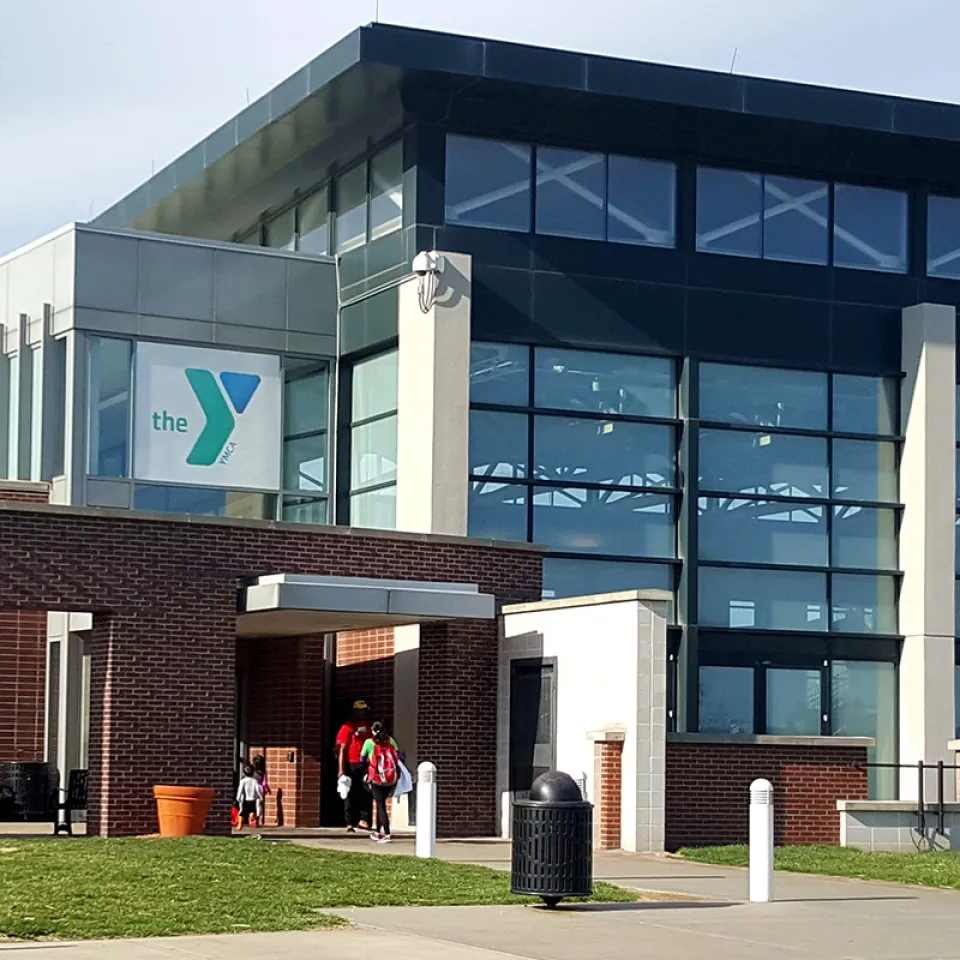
[{"left": 237, "top": 573, "right": 495, "bottom": 638}]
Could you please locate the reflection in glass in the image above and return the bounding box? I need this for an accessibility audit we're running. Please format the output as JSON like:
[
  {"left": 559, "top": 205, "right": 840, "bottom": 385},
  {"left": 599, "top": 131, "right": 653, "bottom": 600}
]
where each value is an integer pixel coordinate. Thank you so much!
[
  {"left": 281, "top": 494, "right": 328, "bottom": 524},
  {"left": 699, "top": 497, "right": 827, "bottom": 566},
  {"left": 696, "top": 167, "right": 762, "bottom": 258},
  {"left": 445, "top": 135, "right": 532, "bottom": 232},
  {"left": 700, "top": 363, "right": 827, "bottom": 429},
  {"left": 767, "top": 668, "right": 821, "bottom": 736},
  {"left": 88, "top": 337, "right": 131, "bottom": 478},
  {"left": 833, "top": 660, "right": 896, "bottom": 798},
  {"left": 833, "top": 183, "right": 907, "bottom": 273},
  {"left": 264, "top": 209, "right": 296, "bottom": 250},
  {"left": 833, "top": 375, "right": 897, "bottom": 436},
  {"left": 298, "top": 190, "right": 329, "bottom": 255},
  {"left": 928, "top": 194, "right": 960, "bottom": 279},
  {"left": 134, "top": 484, "right": 273, "bottom": 519},
  {"left": 283, "top": 435, "right": 326, "bottom": 492},
  {"left": 831, "top": 573, "right": 898, "bottom": 634},
  {"left": 469, "top": 411, "right": 528, "bottom": 479},
  {"left": 350, "top": 486, "right": 396, "bottom": 530},
  {"left": 350, "top": 417, "right": 398, "bottom": 491},
  {"left": 832, "top": 506, "right": 897, "bottom": 570},
  {"left": 352, "top": 350, "right": 398, "bottom": 421},
  {"left": 699, "top": 429, "right": 828, "bottom": 498},
  {"left": 534, "top": 418, "right": 674, "bottom": 488},
  {"left": 468, "top": 481, "right": 528, "bottom": 542},
  {"left": 699, "top": 566, "right": 827, "bottom": 631},
  {"left": 542, "top": 557, "right": 673, "bottom": 605},
  {"left": 699, "top": 666, "right": 754, "bottom": 734},
  {"left": 535, "top": 147, "right": 605, "bottom": 240},
  {"left": 470, "top": 342, "right": 529, "bottom": 406},
  {"left": 762, "top": 175, "right": 829, "bottom": 265},
  {"left": 369, "top": 142, "right": 403, "bottom": 240},
  {"left": 336, "top": 162, "right": 368, "bottom": 253},
  {"left": 534, "top": 348, "right": 674, "bottom": 418},
  {"left": 832, "top": 439, "right": 897, "bottom": 503},
  {"left": 532, "top": 487, "right": 674, "bottom": 558},
  {"left": 284, "top": 365, "right": 329, "bottom": 438},
  {"left": 607, "top": 155, "right": 676, "bottom": 248}
]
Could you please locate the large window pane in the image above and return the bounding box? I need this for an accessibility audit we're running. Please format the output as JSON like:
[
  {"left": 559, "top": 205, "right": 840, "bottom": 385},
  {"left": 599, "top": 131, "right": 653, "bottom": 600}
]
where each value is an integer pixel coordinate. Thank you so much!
[
  {"left": 350, "top": 486, "right": 396, "bottom": 530},
  {"left": 535, "top": 147, "right": 605, "bottom": 240},
  {"left": 700, "top": 363, "right": 827, "bottom": 430},
  {"left": 535, "top": 417, "right": 674, "bottom": 488},
  {"left": 335, "top": 162, "right": 367, "bottom": 253},
  {"left": 832, "top": 573, "right": 898, "bottom": 634},
  {"left": 369, "top": 142, "right": 403, "bottom": 241},
  {"left": 700, "top": 429, "right": 828, "bottom": 498},
  {"left": 927, "top": 194, "right": 960, "bottom": 279},
  {"left": 468, "top": 481, "right": 528, "bottom": 541},
  {"left": 445, "top": 135, "right": 532, "bottom": 232},
  {"left": 699, "top": 497, "right": 827, "bottom": 566},
  {"left": 762, "top": 175, "right": 829, "bottom": 265},
  {"left": 767, "top": 668, "right": 821, "bottom": 736},
  {"left": 134, "top": 484, "right": 273, "bottom": 519},
  {"left": 470, "top": 342, "right": 529, "bottom": 406},
  {"left": 699, "top": 666, "right": 754, "bottom": 734},
  {"left": 88, "top": 337, "right": 131, "bottom": 478},
  {"left": 298, "top": 190, "right": 329, "bottom": 255},
  {"left": 352, "top": 350, "right": 398, "bottom": 421},
  {"left": 284, "top": 366, "right": 329, "bottom": 437},
  {"left": 833, "top": 183, "right": 907, "bottom": 273},
  {"left": 281, "top": 494, "right": 328, "bottom": 525},
  {"left": 607, "top": 155, "right": 676, "bottom": 248},
  {"left": 699, "top": 566, "right": 827, "bottom": 631},
  {"left": 534, "top": 348, "right": 674, "bottom": 418},
  {"left": 264, "top": 209, "right": 295, "bottom": 250},
  {"left": 696, "top": 167, "right": 762, "bottom": 258},
  {"left": 833, "top": 661, "right": 897, "bottom": 799},
  {"left": 350, "top": 416, "right": 397, "bottom": 490},
  {"left": 533, "top": 487, "right": 674, "bottom": 558},
  {"left": 832, "top": 439, "right": 897, "bottom": 503},
  {"left": 542, "top": 557, "right": 673, "bottom": 600},
  {"left": 832, "top": 506, "right": 897, "bottom": 570},
  {"left": 283, "top": 435, "right": 326, "bottom": 492},
  {"left": 833, "top": 375, "right": 897, "bottom": 436},
  {"left": 469, "top": 411, "right": 528, "bottom": 479}
]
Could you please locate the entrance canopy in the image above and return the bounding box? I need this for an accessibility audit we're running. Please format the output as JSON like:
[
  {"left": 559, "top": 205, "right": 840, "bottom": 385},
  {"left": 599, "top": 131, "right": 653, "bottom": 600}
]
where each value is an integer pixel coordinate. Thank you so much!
[{"left": 237, "top": 573, "right": 496, "bottom": 637}]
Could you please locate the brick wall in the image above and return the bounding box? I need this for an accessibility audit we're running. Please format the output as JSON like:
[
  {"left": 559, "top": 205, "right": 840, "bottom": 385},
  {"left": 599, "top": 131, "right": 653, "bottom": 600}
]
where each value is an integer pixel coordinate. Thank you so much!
[
  {"left": 665, "top": 738, "right": 869, "bottom": 849},
  {"left": 593, "top": 740, "right": 623, "bottom": 850},
  {"left": 336, "top": 628, "right": 395, "bottom": 729},
  {"left": 0, "top": 502, "right": 542, "bottom": 836},
  {"left": 242, "top": 636, "right": 325, "bottom": 828},
  {"left": 0, "top": 484, "right": 48, "bottom": 767}
]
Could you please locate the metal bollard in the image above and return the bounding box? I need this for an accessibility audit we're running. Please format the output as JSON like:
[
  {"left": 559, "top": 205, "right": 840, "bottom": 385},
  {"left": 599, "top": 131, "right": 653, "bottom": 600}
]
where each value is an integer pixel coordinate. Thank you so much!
[
  {"left": 416, "top": 761, "right": 437, "bottom": 859},
  {"left": 749, "top": 778, "right": 774, "bottom": 902}
]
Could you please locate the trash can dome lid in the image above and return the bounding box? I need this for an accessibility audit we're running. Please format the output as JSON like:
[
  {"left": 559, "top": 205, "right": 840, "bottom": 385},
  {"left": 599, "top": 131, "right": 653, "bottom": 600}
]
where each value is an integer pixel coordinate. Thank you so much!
[{"left": 529, "top": 771, "right": 583, "bottom": 803}]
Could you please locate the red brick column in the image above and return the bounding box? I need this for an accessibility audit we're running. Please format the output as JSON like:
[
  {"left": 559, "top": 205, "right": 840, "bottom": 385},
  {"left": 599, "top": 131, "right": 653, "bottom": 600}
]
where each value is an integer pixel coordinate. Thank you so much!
[
  {"left": 335, "top": 627, "right": 395, "bottom": 727},
  {"left": 87, "top": 608, "right": 235, "bottom": 837},
  {"left": 243, "top": 636, "right": 325, "bottom": 828},
  {"left": 0, "top": 610, "right": 47, "bottom": 763},
  {"left": 418, "top": 619, "right": 498, "bottom": 837},
  {"left": 592, "top": 737, "right": 624, "bottom": 850}
]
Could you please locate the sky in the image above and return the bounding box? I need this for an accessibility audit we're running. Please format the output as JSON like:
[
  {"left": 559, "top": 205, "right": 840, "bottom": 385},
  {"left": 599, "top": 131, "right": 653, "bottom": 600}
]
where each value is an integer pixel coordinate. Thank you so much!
[{"left": 3, "top": 0, "right": 960, "bottom": 257}]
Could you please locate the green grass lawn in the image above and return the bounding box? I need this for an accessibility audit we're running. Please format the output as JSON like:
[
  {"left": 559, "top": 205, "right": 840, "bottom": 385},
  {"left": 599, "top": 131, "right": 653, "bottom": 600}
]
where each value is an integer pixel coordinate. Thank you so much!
[
  {"left": 680, "top": 844, "right": 960, "bottom": 889},
  {"left": 0, "top": 837, "right": 633, "bottom": 941}
]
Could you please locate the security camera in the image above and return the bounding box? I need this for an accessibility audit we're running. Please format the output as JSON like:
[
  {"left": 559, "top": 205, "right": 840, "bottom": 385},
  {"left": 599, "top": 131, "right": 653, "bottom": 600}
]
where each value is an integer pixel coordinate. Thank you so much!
[{"left": 412, "top": 250, "right": 445, "bottom": 276}]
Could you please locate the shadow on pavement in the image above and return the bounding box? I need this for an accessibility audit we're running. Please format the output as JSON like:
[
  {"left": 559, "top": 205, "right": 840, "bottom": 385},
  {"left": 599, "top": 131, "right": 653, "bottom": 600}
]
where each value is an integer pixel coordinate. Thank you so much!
[{"left": 544, "top": 900, "right": 732, "bottom": 913}]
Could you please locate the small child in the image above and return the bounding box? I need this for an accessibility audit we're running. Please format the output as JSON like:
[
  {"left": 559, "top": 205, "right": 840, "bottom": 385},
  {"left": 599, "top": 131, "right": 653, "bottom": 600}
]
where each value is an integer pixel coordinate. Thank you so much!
[
  {"left": 251, "top": 754, "right": 270, "bottom": 827},
  {"left": 236, "top": 764, "right": 263, "bottom": 829}
]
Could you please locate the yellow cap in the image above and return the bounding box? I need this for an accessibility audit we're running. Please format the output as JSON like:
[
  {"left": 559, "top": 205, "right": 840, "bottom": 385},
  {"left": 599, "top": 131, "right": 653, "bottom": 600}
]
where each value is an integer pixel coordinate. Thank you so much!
[{"left": 353, "top": 700, "right": 369, "bottom": 710}]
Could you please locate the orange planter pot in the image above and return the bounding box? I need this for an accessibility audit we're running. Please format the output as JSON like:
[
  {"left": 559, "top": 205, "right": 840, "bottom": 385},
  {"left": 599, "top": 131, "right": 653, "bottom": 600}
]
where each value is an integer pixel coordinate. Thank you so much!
[{"left": 153, "top": 785, "right": 215, "bottom": 837}]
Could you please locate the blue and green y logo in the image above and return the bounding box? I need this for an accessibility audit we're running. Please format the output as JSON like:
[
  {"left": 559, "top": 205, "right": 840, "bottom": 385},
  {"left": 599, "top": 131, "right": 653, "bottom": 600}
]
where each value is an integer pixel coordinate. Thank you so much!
[{"left": 171, "top": 369, "right": 262, "bottom": 466}]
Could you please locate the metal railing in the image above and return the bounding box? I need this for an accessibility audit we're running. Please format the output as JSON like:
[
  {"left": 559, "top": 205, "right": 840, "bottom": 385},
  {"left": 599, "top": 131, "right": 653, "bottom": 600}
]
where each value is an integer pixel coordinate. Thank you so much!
[{"left": 860, "top": 761, "right": 960, "bottom": 836}]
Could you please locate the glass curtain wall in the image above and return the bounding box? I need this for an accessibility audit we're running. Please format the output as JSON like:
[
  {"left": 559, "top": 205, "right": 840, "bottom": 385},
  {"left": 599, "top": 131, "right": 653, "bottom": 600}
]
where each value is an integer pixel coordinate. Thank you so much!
[{"left": 281, "top": 359, "right": 330, "bottom": 523}]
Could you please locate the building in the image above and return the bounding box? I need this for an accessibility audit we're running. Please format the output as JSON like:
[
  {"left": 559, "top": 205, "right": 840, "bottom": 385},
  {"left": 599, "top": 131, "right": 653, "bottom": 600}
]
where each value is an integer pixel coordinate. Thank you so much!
[{"left": 2, "top": 22, "right": 960, "bottom": 846}]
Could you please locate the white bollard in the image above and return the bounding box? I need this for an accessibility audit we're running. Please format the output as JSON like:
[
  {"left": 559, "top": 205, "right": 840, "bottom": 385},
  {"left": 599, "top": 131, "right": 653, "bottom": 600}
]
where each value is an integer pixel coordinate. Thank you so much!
[
  {"left": 415, "top": 761, "right": 437, "bottom": 859},
  {"left": 749, "top": 778, "right": 774, "bottom": 902}
]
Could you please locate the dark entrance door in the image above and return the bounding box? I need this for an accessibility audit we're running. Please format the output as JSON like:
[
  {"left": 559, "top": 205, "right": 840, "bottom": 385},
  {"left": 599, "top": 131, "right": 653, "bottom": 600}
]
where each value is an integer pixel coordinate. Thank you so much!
[{"left": 509, "top": 659, "right": 556, "bottom": 798}]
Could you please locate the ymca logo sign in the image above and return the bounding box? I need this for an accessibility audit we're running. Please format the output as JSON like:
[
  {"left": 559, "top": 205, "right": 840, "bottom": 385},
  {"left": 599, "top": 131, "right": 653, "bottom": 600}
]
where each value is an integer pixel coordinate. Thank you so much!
[{"left": 134, "top": 343, "right": 281, "bottom": 491}]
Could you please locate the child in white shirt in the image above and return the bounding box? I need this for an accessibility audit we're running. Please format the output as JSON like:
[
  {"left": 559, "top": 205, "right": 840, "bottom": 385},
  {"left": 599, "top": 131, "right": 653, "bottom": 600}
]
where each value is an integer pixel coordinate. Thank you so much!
[{"left": 236, "top": 764, "right": 263, "bottom": 829}]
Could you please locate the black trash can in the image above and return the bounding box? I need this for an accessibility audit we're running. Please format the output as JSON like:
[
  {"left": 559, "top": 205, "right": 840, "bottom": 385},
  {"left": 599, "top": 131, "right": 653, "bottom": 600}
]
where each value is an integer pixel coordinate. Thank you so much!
[
  {"left": 511, "top": 771, "right": 593, "bottom": 907},
  {"left": 0, "top": 762, "right": 58, "bottom": 821}
]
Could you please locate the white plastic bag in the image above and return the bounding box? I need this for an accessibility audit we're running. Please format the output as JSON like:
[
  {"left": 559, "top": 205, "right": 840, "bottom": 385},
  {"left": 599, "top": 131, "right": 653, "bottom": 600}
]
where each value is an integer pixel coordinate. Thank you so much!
[
  {"left": 394, "top": 760, "right": 413, "bottom": 797},
  {"left": 337, "top": 774, "right": 351, "bottom": 800}
]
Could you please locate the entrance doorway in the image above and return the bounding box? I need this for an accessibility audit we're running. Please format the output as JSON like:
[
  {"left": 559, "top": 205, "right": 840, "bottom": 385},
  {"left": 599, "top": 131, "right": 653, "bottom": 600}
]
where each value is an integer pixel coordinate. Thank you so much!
[{"left": 509, "top": 659, "right": 556, "bottom": 798}]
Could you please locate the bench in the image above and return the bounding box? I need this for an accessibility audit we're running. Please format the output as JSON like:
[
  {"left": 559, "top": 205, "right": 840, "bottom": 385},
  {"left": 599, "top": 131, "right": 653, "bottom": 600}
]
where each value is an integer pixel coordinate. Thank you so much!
[{"left": 53, "top": 769, "right": 88, "bottom": 836}]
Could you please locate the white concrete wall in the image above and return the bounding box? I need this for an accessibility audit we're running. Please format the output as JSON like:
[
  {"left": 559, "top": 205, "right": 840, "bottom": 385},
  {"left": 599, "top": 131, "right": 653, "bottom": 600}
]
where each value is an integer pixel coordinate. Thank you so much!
[{"left": 499, "top": 591, "right": 669, "bottom": 851}]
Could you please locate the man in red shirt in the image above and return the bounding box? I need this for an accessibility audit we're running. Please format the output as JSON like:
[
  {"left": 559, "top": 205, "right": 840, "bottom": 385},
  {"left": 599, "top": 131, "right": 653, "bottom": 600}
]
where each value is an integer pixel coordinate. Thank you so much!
[{"left": 336, "top": 699, "right": 372, "bottom": 831}]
